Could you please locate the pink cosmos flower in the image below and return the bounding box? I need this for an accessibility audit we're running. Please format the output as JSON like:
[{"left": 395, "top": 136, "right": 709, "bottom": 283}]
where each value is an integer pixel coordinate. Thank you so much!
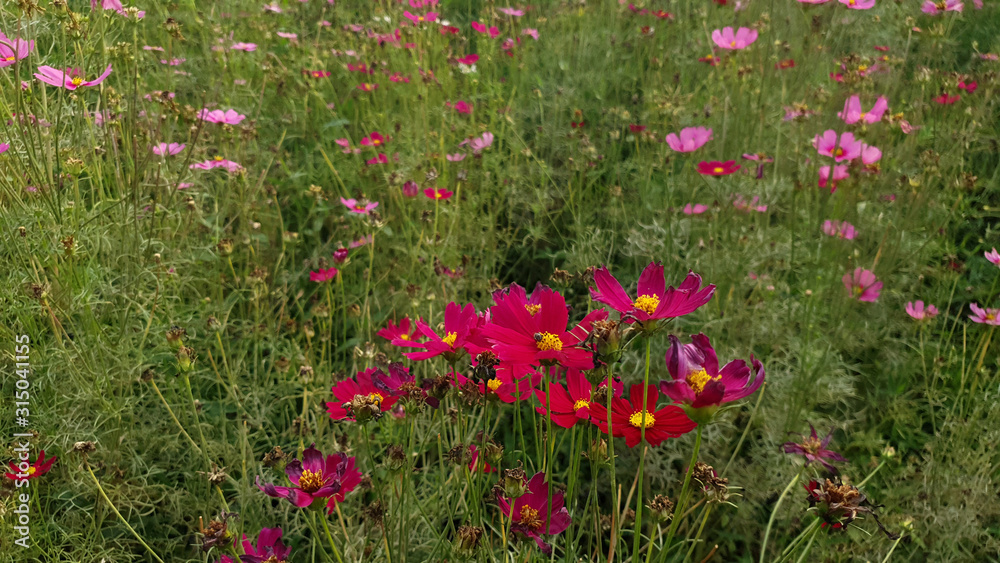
[
  {"left": 969, "top": 303, "right": 1000, "bottom": 325},
  {"left": 984, "top": 248, "right": 1000, "bottom": 266},
  {"left": 309, "top": 267, "right": 339, "bottom": 282},
  {"left": 152, "top": 142, "right": 185, "bottom": 156},
  {"left": 665, "top": 127, "right": 712, "bottom": 152},
  {"left": 446, "top": 153, "right": 466, "bottom": 162},
  {"left": 424, "top": 187, "right": 453, "bottom": 200},
  {"left": 366, "top": 154, "right": 388, "bottom": 165},
  {"left": 471, "top": 22, "right": 501, "bottom": 38},
  {"left": 697, "top": 160, "right": 741, "bottom": 176},
  {"left": 469, "top": 132, "right": 494, "bottom": 154},
  {"left": 711, "top": 26, "right": 758, "bottom": 50},
  {"left": 160, "top": 58, "right": 185, "bottom": 66},
  {"left": 797, "top": 0, "right": 831, "bottom": 3},
  {"left": 190, "top": 157, "right": 243, "bottom": 172},
  {"left": 455, "top": 54, "right": 479, "bottom": 65},
  {"left": 357, "top": 82, "right": 378, "bottom": 92},
  {"left": 843, "top": 268, "right": 881, "bottom": 302},
  {"left": 934, "top": 93, "right": 960, "bottom": 105},
  {"left": 683, "top": 203, "right": 708, "bottom": 215},
  {"left": 0, "top": 143, "right": 9, "bottom": 154},
  {"left": 861, "top": 144, "right": 882, "bottom": 171},
  {"left": 839, "top": 0, "right": 875, "bottom": 9},
  {"left": 838, "top": 95, "right": 888, "bottom": 124},
  {"left": 732, "top": 195, "right": 768, "bottom": 213},
  {"left": 590, "top": 264, "right": 715, "bottom": 325},
  {"left": 34, "top": 64, "right": 113, "bottom": 90},
  {"left": 451, "top": 100, "right": 473, "bottom": 114},
  {"left": 360, "top": 132, "right": 387, "bottom": 148},
  {"left": 403, "top": 10, "right": 437, "bottom": 25},
  {"left": 522, "top": 28, "right": 539, "bottom": 40},
  {"left": 256, "top": 444, "right": 356, "bottom": 508},
  {"left": 340, "top": 197, "right": 378, "bottom": 214},
  {"left": 822, "top": 220, "right": 857, "bottom": 239},
  {"left": 958, "top": 80, "right": 977, "bottom": 93},
  {"left": 325, "top": 367, "right": 412, "bottom": 421},
  {"left": 922, "top": 0, "right": 962, "bottom": 13},
  {"left": 782, "top": 426, "right": 846, "bottom": 473},
  {"left": 499, "top": 7, "right": 525, "bottom": 16},
  {"left": 231, "top": 42, "right": 258, "bottom": 51},
  {"left": 814, "top": 130, "right": 863, "bottom": 162},
  {"left": 0, "top": 33, "right": 34, "bottom": 68},
  {"left": 277, "top": 32, "right": 298, "bottom": 41},
  {"left": 263, "top": 3, "right": 282, "bottom": 13},
  {"left": 91, "top": 0, "right": 123, "bottom": 9},
  {"left": 906, "top": 301, "right": 939, "bottom": 321},
  {"left": 198, "top": 109, "right": 246, "bottom": 125}
]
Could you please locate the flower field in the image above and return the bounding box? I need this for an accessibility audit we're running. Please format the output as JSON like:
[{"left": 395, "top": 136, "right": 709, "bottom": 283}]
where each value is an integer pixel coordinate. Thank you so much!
[{"left": 1, "top": 0, "right": 999, "bottom": 561}]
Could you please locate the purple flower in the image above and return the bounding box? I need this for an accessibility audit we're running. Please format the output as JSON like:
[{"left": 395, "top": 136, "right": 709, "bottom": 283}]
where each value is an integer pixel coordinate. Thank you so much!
[
  {"left": 218, "top": 527, "right": 291, "bottom": 563},
  {"left": 496, "top": 472, "right": 571, "bottom": 554},
  {"left": 783, "top": 426, "right": 847, "bottom": 473},
  {"left": 255, "top": 444, "right": 355, "bottom": 508}
]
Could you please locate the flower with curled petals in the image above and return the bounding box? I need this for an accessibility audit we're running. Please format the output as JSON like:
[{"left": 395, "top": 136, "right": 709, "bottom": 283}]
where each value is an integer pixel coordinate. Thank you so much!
[{"left": 255, "top": 445, "right": 355, "bottom": 508}]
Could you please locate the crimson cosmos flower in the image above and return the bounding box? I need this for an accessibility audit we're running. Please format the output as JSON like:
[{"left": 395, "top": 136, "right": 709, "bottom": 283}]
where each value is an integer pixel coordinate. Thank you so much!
[
  {"left": 534, "top": 368, "right": 623, "bottom": 428},
  {"left": 219, "top": 527, "right": 291, "bottom": 563},
  {"left": 326, "top": 367, "right": 400, "bottom": 421},
  {"left": 324, "top": 456, "right": 362, "bottom": 513},
  {"left": 457, "top": 365, "right": 541, "bottom": 403},
  {"left": 481, "top": 283, "right": 606, "bottom": 370},
  {"left": 377, "top": 316, "right": 425, "bottom": 345},
  {"left": 496, "top": 472, "right": 571, "bottom": 554},
  {"left": 659, "top": 334, "right": 764, "bottom": 422},
  {"left": 697, "top": 160, "right": 741, "bottom": 176},
  {"left": 590, "top": 263, "right": 716, "bottom": 328},
  {"left": 5, "top": 450, "right": 57, "bottom": 480},
  {"left": 589, "top": 384, "right": 696, "bottom": 448},
  {"left": 256, "top": 445, "right": 355, "bottom": 508},
  {"left": 398, "top": 302, "right": 483, "bottom": 363}
]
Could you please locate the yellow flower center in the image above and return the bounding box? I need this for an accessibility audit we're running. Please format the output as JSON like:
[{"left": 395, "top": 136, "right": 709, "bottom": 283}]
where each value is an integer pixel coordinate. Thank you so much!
[
  {"left": 4, "top": 56, "right": 14, "bottom": 62},
  {"left": 399, "top": 334, "right": 410, "bottom": 340},
  {"left": 685, "top": 368, "right": 719, "bottom": 394},
  {"left": 535, "top": 332, "right": 562, "bottom": 351},
  {"left": 859, "top": 112, "right": 867, "bottom": 120},
  {"left": 373, "top": 139, "right": 381, "bottom": 145},
  {"left": 987, "top": 313, "right": 996, "bottom": 321},
  {"left": 71, "top": 77, "right": 83, "bottom": 86},
  {"left": 298, "top": 469, "right": 324, "bottom": 493},
  {"left": 857, "top": 65, "right": 868, "bottom": 72},
  {"left": 633, "top": 294, "right": 660, "bottom": 315},
  {"left": 834, "top": 147, "right": 844, "bottom": 157},
  {"left": 435, "top": 191, "right": 443, "bottom": 199},
  {"left": 729, "top": 41, "right": 736, "bottom": 48},
  {"left": 572, "top": 399, "right": 590, "bottom": 411},
  {"left": 524, "top": 304, "right": 542, "bottom": 316},
  {"left": 801, "top": 436, "right": 822, "bottom": 455},
  {"left": 487, "top": 378, "right": 503, "bottom": 392},
  {"left": 713, "top": 166, "right": 723, "bottom": 174},
  {"left": 519, "top": 505, "right": 543, "bottom": 531},
  {"left": 441, "top": 332, "right": 458, "bottom": 347},
  {"left": 214, "top": 155, "right": 224, "bottom": 161},
  {"left": 368, "top": 392, "right": 384, "bottom": 404},
  {"left": 418, "top": 15, "right": 425, "bottom": 21},
  {"left": 853, "top": 286, "right": 864, "bottom": 297},
  {"left": 629, "top": 410, "right": 655, "bottom": 428},
  {"left": 27, "top": 466, "right": 36, "bottom": 476}
]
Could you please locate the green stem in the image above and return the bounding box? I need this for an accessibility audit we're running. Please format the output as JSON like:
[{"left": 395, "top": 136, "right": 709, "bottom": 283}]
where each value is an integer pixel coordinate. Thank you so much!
[
  {"left": 661, "top": 426, "right": 702, "bottom": 560},
  {"left": 149, "top": 379, "right": 202, "bottom": 455},
  {"left": 318, "top": 505, "right": 347, "bottom": 563},
  {"left": 85, "top": 463, "right": 165, "bottom": 563},
  {"left": 759, "top": 467, "right": 804, "bottom": 563},
  {"left": 879, "top": 535, "right": 904, "bottom": 563},
  {"left": 633, "top": 338, "right": 653, "bottom": 559}
]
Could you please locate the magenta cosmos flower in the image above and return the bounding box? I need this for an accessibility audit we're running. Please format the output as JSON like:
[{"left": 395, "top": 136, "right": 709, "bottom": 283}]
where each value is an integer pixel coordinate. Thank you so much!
[
  {"left": 152, "top": 142, "right": 185, "bottom": 156},
  {"left": 325, "top": 367, "right": 402, "bottom": 420},
  {"left": 482, "top": 283, "right": 606, "bottom": 370},
  {"left": 198, "top": 108, "right": 246, "bottom": 125},
  {"left": 665, "top": 126, "right": 712, "bottom": 152},
  {"left": 340, "top": 197, "right": 378, "bottom": 214},
  {"left": 496, "top": 472, "right": 571, "bottom": 554},
  {"left": 360, "top": 132, "right": 387, "bottom": 147},
  {"left": 711, "top": 27, "right": 758, "bottom": 50},
  {"left": 906, "top": 301, "right": 939, "bottom": 321},
  {"left": 534, "top": 368, "right": 622, "bottom": 428},
  {"left": 782, "top": 426, "right": 847, "bottom": 473},
  {"left": 818, "top": 165, "right": 849, "bottom": 192},
  {"left": 683, "top": 203, "right": 708, "bottom": 215},
  {"left": 589, "top": 384, "right": 697, "bottom": 448},
  {"left": 838, "top": 95, "right": 888, "bottom": 124},
  {"left": 969, "top": 303, "right": 1000, "bottom": 325},
  {"left": 424, "top": 187, "right": 453, "bottom": 200},
  {"left": 659, "top": 333, "right": 764, "bottom": 422},
  {"left": 984, "top": 248, "right": 1000, "bottom": 266},
  {"left": 190, "top": 157, "right": 243, "bottom": 172},
  {"left": 698, "top": 160, "right": 741, "bottom": 176},
  {"left": 403, "top": 10, "right": 437, "bottom": 24},
  {"left": 0, "top": 33, "right": 34, "bottom": 68},
  {"left": 839, "top": 0, "right": 875, "bottom": 8},
  {"left": 922, "top": 0, "right": 962, "bottom": 13},
  {"left": 398, "top": 302, "right": 483, "bottom": 362},
  {"left": 256, "top": 445, "right": 356, "bottom": 507},
  {"left": 814, "top": 130, "right": 863, "bottom": 162},
  {"left": 822, "top": 220, "right": 857, "bottom": 240},
  {"left": 219, "top": 528, "right": 291, "bottom": 563},
  {"left": 91, "top": 0, "right": 123, "bottom": 9},
  {"left": 377, "top": 317, "right": 424, "bottom": 345},
  {"left": 843, "top": 268, "right": 882, "bottom": 302},
  {"left": 590, "top": 263, "right": 715, "bottom": 327},
  {"left": 35, "top": 64, "right": 112, "bottom": 90},
  {"left": 309, "top": 267, "right": 338, "bottom": 283}
]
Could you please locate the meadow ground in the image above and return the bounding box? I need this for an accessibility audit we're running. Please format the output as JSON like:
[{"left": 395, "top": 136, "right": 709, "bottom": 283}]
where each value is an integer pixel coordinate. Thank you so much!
[{"left": 1, "top": 0, "right": 999, "bottom": 561}]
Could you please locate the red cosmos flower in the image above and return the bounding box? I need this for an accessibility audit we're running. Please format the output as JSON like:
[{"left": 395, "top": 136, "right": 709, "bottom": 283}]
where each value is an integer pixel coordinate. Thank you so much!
[
  {"left": 481, "top": 284, "right": 607, "bottom": 370},
  {"left": 654, "top": 9, "right": 674, "bottom": 18},
  {"left": 303, "top": 69, "right": 331, "bottom": 78},
  {"left": 659, "top": 333, "right": 764, "bottom": 422},
  {"left": 590, "top": 263, "right": 716, "bottom": 327},
  {"left": 357, "top": 83, "right": 378, "bottom": 92},
  {"left": 5, "top": 450, "right": 56, "bottom": 481},
  {"left": 629, "top": 124, "right": 647, "bottom": 133},
  {"left": 398, "top": 302, "right": 483, "bottom": 362},
  {"left": 309, "top": 267, "right": 339, "bottom": 283},
  {"left": 699, "top": 54, "right": 718, "bottom": 66},
  {"left": 458, "top": 365, "right": 542, "bottom": 403},
  {"left": 361, "top": 132, "right": 387, "bottom": 147},
  {"left": 534, "top": 369, "right": 623, "bottom": 428},
  {"left": 347, "top": 63, "right": 373, "bottom": 74},
  {"left": 256, "top": 444, "right": 356, "bottom": 508},
  {"left": 496, "top": 472, "right": 571, "bottom": 554},
  {"left": 424, "top": 187, "right": 454, "bottom": 200},
  {"left": 589, "top": 384, "right": 696, "bottom": 448},
  {"left": 440, "top": 25, "right": 460, "bottom": 35},
  {"left": 934, "top": 93, "right": 960, "bottom": 105},
  {"left": 455, "top": 54, "right": 479, "bottom": 65},
  {"left": 377, "top": 317, "right": 424, "bottom": 345},
  {"left": 468, "top": 445, "right": 496, "bottom": 473},
  {"left": 776, "top": 59, "right": 796, "bottom": 69},
  {"left": 697, "top": 160, "right": 741, "bottom": 176},
  {"left": 366, "top": 153, "right": 388, "bottom": 165},
  {"left": 324, "top": 456, "right": 362, "bottom": 513},
  {"left": 325, "top": 368, "right": 401, "bottom": 421},
  {"left": 958, "top": 80, "right": 977, "bottom": 93},
  {"left": 571, "top": 121, "right": 586, "bottom": 129}
]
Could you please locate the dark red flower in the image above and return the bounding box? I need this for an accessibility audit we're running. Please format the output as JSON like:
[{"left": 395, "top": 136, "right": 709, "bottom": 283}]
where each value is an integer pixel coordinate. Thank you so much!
[
  {"left": 398, "top": 302, "right": 483, "bottom": 363},
  {"left": 659, "top": 333, "right": 764, "bottom": 420},
  {"left": 589, "top": 384, "right": 696, "bottom": 448},
  {"left": 534, "top": 368, "right": 623, "bottom": 428},
  {"left": 782, "top": 425, "right": 847, "bottom": 473},
  {"left": 934, "top": 93, "right": 960, "bottom": 105},
  {"left": 256, "top": 445, "right": 356, "bottom": 508},
  {"left": 697, "top": 160, "right": 741, "bottom": 176},
  {"left": 5, "top": 450, "right": 56, "bottom": 481},
  {"left": 496, "top": 472, "right": 571, "bottom": 554},
  {"left": 377, "top": 317, "right": 424, "bottom": 345},
  {"left": 326, "top": 367, "right": 402, "bottom": 421}
]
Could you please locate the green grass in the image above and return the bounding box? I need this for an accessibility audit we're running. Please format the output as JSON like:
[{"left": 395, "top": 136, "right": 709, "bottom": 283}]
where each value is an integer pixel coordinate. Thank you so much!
[{"left": 1, "top": 0, "right": 1000, "bottom": 561}]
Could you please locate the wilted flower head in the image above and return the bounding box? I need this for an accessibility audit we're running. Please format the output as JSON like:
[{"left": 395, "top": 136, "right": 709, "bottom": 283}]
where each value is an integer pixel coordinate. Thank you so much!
[
  {"left": 804, "top": 479, "right": 899, "bottom": 538},
  {"left": 782, "top": 425, "right": 847, "bottom": 473}
]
